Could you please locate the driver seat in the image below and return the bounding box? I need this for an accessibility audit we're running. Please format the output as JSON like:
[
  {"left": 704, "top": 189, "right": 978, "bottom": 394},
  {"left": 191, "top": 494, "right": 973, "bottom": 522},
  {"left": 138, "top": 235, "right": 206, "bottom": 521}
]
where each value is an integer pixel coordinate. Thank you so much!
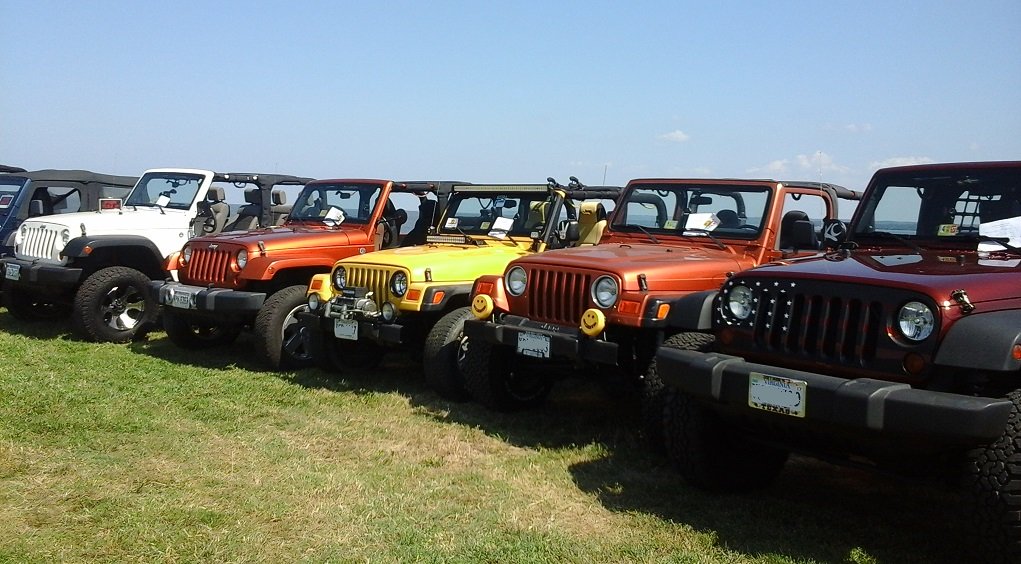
[
  {"left": 577, "top": 201, "right": 608, "bottom": 245},
  {"left": 200, "top": 186, "right": 229, "bottom": 235}
]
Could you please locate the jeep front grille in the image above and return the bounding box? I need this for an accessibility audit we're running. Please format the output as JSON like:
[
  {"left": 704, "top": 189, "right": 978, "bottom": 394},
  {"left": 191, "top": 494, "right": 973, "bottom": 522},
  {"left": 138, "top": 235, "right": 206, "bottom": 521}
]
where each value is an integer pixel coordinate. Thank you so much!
[
  {"left": 524, "top": 268, "right": 592, "bottom": 326},
  {"left": 18, "top": 225, "right": 61, "bottom": 261},
  {"left": 346, "top": 266, "right": 394, "bottom": 305},
  {"left": 183, "top": 248, "right": 233, "bottom": 285},
  {"left": 723, "top": 279, "right": 888, "bottom": 367}
]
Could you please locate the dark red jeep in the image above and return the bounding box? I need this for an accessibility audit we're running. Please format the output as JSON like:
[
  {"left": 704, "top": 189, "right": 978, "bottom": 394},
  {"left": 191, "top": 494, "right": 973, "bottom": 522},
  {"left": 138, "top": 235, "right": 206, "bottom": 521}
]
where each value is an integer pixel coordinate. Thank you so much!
[{"left": 656, "top": 161, "right": 1021, "bottom": 559}]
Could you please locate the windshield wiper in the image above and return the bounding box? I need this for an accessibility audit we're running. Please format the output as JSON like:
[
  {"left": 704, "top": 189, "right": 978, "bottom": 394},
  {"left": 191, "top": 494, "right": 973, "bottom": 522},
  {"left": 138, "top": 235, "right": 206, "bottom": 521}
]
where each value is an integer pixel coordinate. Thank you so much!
[
  {"left": 624, "top": 224, "right": 660, "bottom": 244},
  {"left": 452, "top": 226, "right": 481, "bottom": 246},
  {"left": 859, "top": 231, "right": 923, "bottom": 254},
  {"left": 968, "top": 234, "right": 1021, "bottom": 255},
  {"left": 681, "top": 228, "right": 727, "bottom": 250}
]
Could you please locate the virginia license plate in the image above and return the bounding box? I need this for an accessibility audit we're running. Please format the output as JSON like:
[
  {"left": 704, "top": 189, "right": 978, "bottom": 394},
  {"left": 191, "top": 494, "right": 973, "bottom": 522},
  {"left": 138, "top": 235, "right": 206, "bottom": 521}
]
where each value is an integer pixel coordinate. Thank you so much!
[
  {"left": 334, "top": 318, "right": 359, "bottom": 340},
  {"left": 170, "top": 291, "right": 192, "bottom": 309},
  {"left": 4, "top": 263, "right": 20, "bottom": 281},
  {"left": 517, "top": 331, "right": 550, "bottom": 358},
  {"left": 748, "top": 372, "right": 807, "bottom": 418}
]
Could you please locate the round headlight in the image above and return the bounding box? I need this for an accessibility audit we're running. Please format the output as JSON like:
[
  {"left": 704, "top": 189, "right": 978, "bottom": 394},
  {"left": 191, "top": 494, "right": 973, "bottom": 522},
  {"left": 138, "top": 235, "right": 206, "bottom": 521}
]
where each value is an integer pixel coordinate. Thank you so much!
[
  {"left": 725, "top": 284, "right": 754, "bottom": 320},
  {"left": 506, "top": 266, "right": 527, "bottom": 296},
  {"left": 60, "top": 229, "right": 71, "bottom": 244},
  {"left": 591, "top": 276, "right": 619, "bottom": 308},
  {"left": 181, "top": 245, "right": 192, "bottom": 265},
  {"left": 307, "top": 293, "right": 320, "bottom": 312},
  {"left": 236, "top": 249, "right": 248, "bottom": 269},
  {"left": 390, "top": 271, "right": 408, "bottom": 297},
  {"left": 332, "top": 266, "right": 346, "bottom": 290},
  {"left": 898, "top": 301, "right": 935, "bottom": 341}
]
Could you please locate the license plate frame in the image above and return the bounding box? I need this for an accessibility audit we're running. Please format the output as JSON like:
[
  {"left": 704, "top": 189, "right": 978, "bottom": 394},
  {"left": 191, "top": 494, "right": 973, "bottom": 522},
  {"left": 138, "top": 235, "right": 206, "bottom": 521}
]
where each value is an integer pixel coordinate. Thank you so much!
[
  {"left": 4, "top": 263, "right": 20, "bottom": 281},
  {"left": 748, "top": 372, "right": 807, "bottom": 418},
  {"left": 516, "top": 331, "right": 550, "bottom": 358},
  {"left": 334, "top": 318, "right": 359, "bottom": 340}
]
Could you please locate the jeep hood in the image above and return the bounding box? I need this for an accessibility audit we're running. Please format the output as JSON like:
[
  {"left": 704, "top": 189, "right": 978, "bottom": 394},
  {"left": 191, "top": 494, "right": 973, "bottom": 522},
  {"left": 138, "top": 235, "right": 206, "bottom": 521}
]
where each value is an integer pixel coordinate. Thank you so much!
[
  {"left": 20, "top": 207, "right": 192, "bottom": 236},
  {"left": 511, "top": 243, "right": 749, "bottom": 292},
  {"left": 747, "top": 249, "right": 1021, "bottom": 306},
  {"left": 185, "top": 223, "right": 365, "bottom": 251},
  {"left": 341, "top": 240, "right": 533, "bottom": 282}
]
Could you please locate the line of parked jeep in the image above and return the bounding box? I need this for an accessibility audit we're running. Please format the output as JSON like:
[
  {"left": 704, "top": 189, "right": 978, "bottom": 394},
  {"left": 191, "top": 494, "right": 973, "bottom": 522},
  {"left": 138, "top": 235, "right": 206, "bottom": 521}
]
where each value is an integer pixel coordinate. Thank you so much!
[{"left": 2, "top": 161, "right": 1019, "bottom": 560}]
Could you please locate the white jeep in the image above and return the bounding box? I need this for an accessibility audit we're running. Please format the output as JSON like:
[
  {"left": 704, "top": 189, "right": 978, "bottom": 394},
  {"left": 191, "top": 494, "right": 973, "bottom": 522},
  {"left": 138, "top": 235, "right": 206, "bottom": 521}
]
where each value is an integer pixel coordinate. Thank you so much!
[{"left": 0, "top": 168, "right": 309, "bottom": 342}]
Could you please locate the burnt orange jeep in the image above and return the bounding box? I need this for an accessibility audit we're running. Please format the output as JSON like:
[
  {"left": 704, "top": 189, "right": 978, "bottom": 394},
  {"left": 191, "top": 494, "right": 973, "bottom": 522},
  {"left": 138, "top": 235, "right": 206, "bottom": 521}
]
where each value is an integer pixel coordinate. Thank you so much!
[
  {"left": 463, "top": 178, "right": 861, "bottom": 424},
  {"left": 152, "top": 179, "right": 454, "bottom": 368}
]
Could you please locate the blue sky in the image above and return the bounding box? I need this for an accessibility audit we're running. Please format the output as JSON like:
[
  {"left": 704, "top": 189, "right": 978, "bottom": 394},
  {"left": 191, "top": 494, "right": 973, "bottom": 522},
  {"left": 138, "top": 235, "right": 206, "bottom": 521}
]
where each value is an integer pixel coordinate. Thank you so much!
[{"left": 2, "top": 1, "right": 1018, "bottom": 192}]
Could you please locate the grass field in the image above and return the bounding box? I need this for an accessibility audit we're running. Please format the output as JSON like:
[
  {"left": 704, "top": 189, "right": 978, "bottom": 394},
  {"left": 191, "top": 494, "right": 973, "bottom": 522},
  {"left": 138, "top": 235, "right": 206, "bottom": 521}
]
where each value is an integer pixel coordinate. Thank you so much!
[{"left": 0, "top": 311, "right": 971, "bottom": 563}]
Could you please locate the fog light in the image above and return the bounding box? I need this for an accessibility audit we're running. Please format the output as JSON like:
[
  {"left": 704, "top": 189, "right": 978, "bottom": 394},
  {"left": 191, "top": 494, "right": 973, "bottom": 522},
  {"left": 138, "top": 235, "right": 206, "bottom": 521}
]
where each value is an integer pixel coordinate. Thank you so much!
[
  {"left": 381, "top": 302, "right": 397, "bottom": 322},
  {"left": 308, "top": 293, "right": 320, "bottom": 312}
]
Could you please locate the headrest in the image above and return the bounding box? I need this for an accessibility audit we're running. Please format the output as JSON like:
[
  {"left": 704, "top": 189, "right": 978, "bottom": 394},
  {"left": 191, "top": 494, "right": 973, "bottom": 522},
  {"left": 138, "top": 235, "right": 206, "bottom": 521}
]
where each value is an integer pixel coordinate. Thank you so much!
[
  {"left": 243, "top": 188, "right": 261, "bottom": 205},
  {"left": 272, "top": 189, "right": 286, "bottom": 205},
  {"left": 579, "top": 201, "right": 607, "bottom": 223},
  {"left": 717, "top": 209, "right": 740, "bottom": 228},
  {"left": 781, "top": 210, "right": 809, "bottom": 227},
  {"left": 206, "top": 186, "right": 226, "bottom": 202}
]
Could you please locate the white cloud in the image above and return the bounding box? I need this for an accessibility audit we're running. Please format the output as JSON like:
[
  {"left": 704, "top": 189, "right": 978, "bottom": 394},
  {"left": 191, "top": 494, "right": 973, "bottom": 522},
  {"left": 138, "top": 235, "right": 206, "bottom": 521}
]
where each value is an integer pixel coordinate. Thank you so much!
[
  {"left": 844, "top": 123, "right": 873, "bottom": 133},
  {"left": 747, "top": 159, "right": 790, "bottom": 175},
  {"left": 869, "top": 156, "right": 936, "bottom": 169},
  {"left": 796, "top": 151, "right": 850, "bottom": 174},
  {"left": 658, "top": 130, "right": 690, "bottom": 143}
]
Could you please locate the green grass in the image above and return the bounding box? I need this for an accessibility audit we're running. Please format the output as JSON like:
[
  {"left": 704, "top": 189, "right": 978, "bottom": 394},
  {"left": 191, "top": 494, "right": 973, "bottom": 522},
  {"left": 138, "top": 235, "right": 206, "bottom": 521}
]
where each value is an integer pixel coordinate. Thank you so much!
[{"left": 0, "top": 311, "right": 968, "bottom": 563}]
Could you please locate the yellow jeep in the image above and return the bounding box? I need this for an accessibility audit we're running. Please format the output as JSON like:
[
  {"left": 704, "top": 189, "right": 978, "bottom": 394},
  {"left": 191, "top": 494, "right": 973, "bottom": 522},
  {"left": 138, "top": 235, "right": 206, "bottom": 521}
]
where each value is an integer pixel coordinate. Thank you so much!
[{"left": 298, "top": 179, "right": 619, "bottom": 399}]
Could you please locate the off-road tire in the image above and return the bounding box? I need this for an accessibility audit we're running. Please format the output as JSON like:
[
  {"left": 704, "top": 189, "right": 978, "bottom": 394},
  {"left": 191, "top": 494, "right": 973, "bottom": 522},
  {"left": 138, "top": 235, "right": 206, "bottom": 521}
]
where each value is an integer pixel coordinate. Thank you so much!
[
  {"left": 423, "top": 306, "right": 473, "bottom": 401},
  {"left": 463, "top": 339, "right": 552, "bottom": 411},
  {"left": 2, "top": 287, "right": 70, "bottom": 322},
  {"left": 254, "top": 285, "right": 314, "bottom": 370},
  {"left": 642, "top": 332, "right": 715, "bottom": 451},
  {"left": 962, "top": 389, "right": 1021, "bottom": 561},
  {"left": 72, "top": 266, "right": 157, "bottom": 343},
  {"left": 663, "top": 388, "right": 788, "bottom": 491},
  {"left": 163, "top": 307, "right": 242, "bottom": 349}
]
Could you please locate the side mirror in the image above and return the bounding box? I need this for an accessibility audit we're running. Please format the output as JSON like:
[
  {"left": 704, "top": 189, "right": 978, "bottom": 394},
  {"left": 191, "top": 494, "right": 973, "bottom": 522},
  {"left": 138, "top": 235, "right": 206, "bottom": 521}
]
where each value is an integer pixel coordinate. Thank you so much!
[
  {"left": 28, "top": 199, "right": 44, "bottom": 216},
  {"left": 557, "top": 219, "right": 580, "bottom": 243},
  {"left": 821, "top": 219, "right": 848, "bottom": 249}
]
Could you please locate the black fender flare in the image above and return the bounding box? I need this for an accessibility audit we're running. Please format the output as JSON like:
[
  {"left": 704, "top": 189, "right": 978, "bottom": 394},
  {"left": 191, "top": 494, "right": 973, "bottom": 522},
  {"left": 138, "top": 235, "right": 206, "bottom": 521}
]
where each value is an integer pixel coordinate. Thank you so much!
[
  {"left": 62, "top": 235, "right": 164, "bottom": 260},
  {"left": 663, "top": 290, "right": 717, "bottom": 331},
  {"left": 935, "top": 310, "right": 1021, "bottom": 372},
  {"left": 419, "top": 284, "right": 472, "bottom": 313}
]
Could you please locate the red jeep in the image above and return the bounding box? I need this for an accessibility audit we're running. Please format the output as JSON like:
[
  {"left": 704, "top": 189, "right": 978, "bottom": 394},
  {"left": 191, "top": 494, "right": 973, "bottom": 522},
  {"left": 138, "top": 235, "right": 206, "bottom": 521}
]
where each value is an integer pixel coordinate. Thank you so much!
[
  {"left": 656, "top": 161, "right": 1021, "bottom": 558},
  {"left": 463, "top": 178, "right": 860, "bottom": 432}
]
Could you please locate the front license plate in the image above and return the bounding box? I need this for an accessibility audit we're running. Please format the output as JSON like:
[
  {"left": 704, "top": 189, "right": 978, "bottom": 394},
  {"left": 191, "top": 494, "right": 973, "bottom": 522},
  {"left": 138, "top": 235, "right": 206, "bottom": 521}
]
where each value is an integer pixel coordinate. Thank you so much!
[
  {"left": 334, "top": 318, "right": 359, "bottom": 340},
  {"left": 748, "top": 372, "right": 807, "bottom": 418},
  {"left": 170, "top": 290, "right": 193, "bottom": 309},
  {"left": 517, "top": 331, "right": 550, "bottom": 358},
  {"left": 4, "top": 263, "right": 20, "bottom": 281}
]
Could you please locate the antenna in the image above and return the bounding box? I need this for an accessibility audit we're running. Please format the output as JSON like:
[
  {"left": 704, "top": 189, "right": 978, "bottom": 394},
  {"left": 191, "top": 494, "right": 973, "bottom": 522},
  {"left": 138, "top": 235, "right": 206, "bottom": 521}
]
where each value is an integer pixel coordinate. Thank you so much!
[{"left": 602, "top": 164, "right": 608, "bottom": 184}]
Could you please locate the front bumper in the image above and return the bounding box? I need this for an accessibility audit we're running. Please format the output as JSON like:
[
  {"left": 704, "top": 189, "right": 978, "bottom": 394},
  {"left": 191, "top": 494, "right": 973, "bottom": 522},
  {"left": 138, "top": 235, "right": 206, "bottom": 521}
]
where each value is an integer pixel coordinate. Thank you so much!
[
  {"left": 657, "top": 347, "right": 1013, "bottom": 446},
  {"left": 151, "top": 281, "right": 266, "bottom": 314},
  {"left": 0, "top": 257, "right": 82, "bottom": 289},
  {"left": 463, "top": 315, "right": 618, "bottom": 366},
  {"left": 298, "top": 309, "right": 405, "bottom": 347}
]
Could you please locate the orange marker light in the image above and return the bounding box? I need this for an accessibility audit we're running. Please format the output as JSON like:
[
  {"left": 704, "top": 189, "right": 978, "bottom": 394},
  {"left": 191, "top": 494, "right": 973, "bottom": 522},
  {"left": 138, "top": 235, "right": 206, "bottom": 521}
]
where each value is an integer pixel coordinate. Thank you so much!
[
  {"left": 1013, "top": 344, "right": 1021, "bottom": 361},
  {"left": 407, "top": 289, "right": 422, "bottom": 301},
  {"left": 310, "top": 278, "right": 323, "bottom": 291},
  {"left": 83, "top": 245, "right": 93, "bottom": 255},
  {"left": 476, "top": 281, "right": 494, "bottom": 296},
  {"left": 655, "top": 303, "right": 671, "bottom": 319},
  {"left": 431, "top": 291, "right": 445, "bottom": 304},
  {"left": 618, "top": 300, "right": 640, "bottom": 315}
]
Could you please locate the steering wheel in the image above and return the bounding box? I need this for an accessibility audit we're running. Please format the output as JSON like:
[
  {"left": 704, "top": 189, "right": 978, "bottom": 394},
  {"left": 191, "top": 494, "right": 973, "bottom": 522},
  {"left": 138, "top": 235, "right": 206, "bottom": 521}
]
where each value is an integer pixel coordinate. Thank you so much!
[{"left": 379, "top": 216, "right": 396, "bottom": 247}]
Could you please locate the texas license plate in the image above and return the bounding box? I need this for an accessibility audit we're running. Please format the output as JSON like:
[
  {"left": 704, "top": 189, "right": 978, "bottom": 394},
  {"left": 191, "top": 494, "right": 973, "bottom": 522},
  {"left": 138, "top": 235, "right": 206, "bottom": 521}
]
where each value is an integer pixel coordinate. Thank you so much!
[
  {"left": 4, "top": 263, "right": 20, "bottom": 281},
  {"left": 748, "top": 372, "right": 807, "bottom": 418},
  {"left": 516, "top": 331, "right": 550, "bottom": 358},
  {"left": 334, "top": 318, "right": 359, "bottom": 340},
  {"left": 170, "top": 290, "right": 192, "bottom": 309}
]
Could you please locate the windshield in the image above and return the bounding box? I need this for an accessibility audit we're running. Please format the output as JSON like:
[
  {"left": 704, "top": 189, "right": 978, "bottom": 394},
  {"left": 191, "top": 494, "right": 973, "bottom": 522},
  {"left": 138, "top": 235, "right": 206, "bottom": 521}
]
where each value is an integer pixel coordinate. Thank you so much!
[
  {"left": 439, "top": 189, "right": 555, "bottom": 236},
  {"left": 290, "top": 182, "right": 383, "bottom": 224},
  {"left": 853, "top": 167, "right": 1021, "bottom": 246},
  {"left": 0, "top": 177, "right": 27, "bottom": 217},
  {"left": 612, "top": 183, "right": 771, "bottom": 238},
  {"left": 125, "top": 172, "right": 204, "bottom": 210}
]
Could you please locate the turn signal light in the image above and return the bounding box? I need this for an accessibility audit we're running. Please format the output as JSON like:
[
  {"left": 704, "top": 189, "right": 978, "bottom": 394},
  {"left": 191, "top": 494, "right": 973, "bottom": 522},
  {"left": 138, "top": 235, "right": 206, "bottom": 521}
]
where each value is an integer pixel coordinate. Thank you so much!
[
  {"left": 431, "top": 291, "right": 445, "bottom": 304},
  {"left": 476, "top": 281, "right": 495, "bottom": 296},
  {"left": 618, "top": 300, "right": 640, "bottom": 315},
  {"left": 407, "top": 289, "right": 422, "bottom": 301}
]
